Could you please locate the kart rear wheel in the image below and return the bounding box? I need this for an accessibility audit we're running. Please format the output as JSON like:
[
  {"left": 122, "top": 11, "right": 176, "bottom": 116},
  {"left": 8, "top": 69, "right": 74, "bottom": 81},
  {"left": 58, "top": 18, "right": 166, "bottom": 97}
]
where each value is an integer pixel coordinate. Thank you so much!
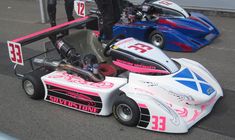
[
  {"left": 149, "top": 30, "right": 165, "bottom": 49},
  {"left": 113, "top": 94, "right": 140, "bottom": 126},
  {"left": 22, "top": 70, "right": 46, "bottom": 100}
]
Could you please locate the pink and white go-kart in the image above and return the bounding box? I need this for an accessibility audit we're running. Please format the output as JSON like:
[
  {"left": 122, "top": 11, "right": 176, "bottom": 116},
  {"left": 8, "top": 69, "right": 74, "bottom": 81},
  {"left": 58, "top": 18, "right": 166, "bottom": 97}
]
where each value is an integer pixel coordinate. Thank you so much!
[{"left": 7, "top": 17, "right": 222, "bottom": 133}]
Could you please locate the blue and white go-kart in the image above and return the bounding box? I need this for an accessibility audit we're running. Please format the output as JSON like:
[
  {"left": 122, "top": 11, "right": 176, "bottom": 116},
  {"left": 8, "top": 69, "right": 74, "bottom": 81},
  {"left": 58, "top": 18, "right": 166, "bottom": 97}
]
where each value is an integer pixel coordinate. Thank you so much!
[{"left": 75, "top": 0, "right": 220, "bottom": 52}]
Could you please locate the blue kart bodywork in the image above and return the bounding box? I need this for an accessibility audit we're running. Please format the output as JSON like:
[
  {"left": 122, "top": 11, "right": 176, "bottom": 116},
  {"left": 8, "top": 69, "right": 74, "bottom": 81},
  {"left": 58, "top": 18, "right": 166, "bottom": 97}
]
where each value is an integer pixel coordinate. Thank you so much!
[{"left": 113, "top": 12, "right": 219, "bottom": 52}]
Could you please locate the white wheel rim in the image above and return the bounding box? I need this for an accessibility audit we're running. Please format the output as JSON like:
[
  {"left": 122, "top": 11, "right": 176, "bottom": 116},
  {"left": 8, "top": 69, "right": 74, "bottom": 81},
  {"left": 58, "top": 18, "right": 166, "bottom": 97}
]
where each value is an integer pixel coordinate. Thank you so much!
[
  {"left": 23, "top": 80, "right": 34, "bottom": 96},
  {"left": 116, "top": 104, "right": 133, "bottom": 122},
  {"left": 152, "top": 33, "right": 163, "bottom": 47}
]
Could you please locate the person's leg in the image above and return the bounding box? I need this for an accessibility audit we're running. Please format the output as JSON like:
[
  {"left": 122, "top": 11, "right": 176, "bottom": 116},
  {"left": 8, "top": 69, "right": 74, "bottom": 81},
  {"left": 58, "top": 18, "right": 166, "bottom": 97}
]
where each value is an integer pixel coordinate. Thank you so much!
[
  {"left": 100, "top": 0, "right": 116, "bottom": 40},
  {"left": 102, "top": 17, "right": 115, "bottom": 40},
  {"left": 64, "top": 0, "right": 75, "bottom": 21},
  {"left": 112, "top": 0, "right": 122, "bottom": 22},
  {"left": 95, "top": 0, "right": 105, "bottom": 40},
  {"left": 47, "top": 0, "right": 57, "bottom": 26}
]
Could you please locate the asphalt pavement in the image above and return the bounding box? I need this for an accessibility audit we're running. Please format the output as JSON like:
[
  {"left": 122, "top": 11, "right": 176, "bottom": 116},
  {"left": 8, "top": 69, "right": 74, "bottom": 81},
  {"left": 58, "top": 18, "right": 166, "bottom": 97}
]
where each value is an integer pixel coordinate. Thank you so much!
[{"left": 0, "top": 0, "right": 235, "bottom": 140}]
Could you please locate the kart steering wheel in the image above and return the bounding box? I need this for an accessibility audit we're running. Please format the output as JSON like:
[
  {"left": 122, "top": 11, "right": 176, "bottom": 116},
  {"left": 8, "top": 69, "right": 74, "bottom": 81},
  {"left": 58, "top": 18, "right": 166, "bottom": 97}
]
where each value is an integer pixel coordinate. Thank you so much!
[{"left": 103, "top": 34, "right": 126, "bottom": 57}]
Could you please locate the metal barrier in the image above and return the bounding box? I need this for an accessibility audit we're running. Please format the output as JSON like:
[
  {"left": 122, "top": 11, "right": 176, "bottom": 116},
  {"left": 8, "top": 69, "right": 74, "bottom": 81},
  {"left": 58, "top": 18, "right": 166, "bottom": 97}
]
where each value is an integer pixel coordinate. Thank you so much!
[{"left": 39, "top": 0, "right": 49, "bottom": 23}]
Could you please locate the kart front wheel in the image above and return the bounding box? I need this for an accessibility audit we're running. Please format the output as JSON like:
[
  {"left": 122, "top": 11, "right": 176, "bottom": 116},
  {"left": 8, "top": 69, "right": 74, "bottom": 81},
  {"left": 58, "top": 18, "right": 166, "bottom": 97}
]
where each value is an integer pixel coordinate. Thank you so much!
[
  {"left": 149, "top": 30, "right": 165, "bottom": 49},
  {"left": 113, "top": 94, "right": 140, "bottom": 126},
  {"left": 22, "top": 70, "right": 46, "bottom": 100}
]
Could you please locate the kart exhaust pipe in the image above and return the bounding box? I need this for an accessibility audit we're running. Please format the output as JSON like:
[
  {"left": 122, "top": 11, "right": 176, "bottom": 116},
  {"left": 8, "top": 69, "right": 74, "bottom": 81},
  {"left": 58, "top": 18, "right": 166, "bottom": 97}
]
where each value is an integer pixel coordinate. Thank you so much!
[
  {"left": 59, "top": 63, "right": 105, "bottom": 82},
  {"left": 33, "top": 58, "right": 105, "bottom": 82},
  {"left": 33, "top": 58, "right": 60, "bottom": 69}
]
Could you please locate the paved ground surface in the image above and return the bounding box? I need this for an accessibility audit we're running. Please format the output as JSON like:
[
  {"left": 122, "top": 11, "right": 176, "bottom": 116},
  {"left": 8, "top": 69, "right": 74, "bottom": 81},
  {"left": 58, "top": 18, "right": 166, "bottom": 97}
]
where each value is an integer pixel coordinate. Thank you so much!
[{"left": 0, "top": 0, "right": 235, "bottom": 140}]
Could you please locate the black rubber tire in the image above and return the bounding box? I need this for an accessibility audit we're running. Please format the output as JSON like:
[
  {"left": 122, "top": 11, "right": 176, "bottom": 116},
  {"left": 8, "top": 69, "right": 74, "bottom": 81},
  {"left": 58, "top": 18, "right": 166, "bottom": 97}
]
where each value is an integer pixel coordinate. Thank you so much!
[
  {"left": 148, "top": 30, "right": 165, "bottom": 49},
  {"left": 22, "top": 70, "right": 47, "bottom": 100},
  {"left": 113, "top": 94, "right": 140, "bottom": 126}
]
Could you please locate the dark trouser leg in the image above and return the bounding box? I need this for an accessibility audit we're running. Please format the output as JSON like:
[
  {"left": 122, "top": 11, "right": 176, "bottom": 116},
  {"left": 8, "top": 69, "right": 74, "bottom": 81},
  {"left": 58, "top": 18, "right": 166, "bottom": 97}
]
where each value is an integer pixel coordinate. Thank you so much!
[
  {"left": 47, "top": 0, "right": 57, "bottom": 27},
  {"left": 102, "top": 17, "right": 115, "bottom": 40},
  {"left": 112, "top": 0, "right": 121, "bottom": 22},
  {"left": 95, "top": 0, "right": 104, "bottom": 40},
  {"left": 95, "top": 0, "right": 117, "bottom": 40},
  {"left": 95, "top": 0, "right": 122, "bottom": 40},
  {"left": 64, "top": 0, "right": 75, "bottom": 21}
]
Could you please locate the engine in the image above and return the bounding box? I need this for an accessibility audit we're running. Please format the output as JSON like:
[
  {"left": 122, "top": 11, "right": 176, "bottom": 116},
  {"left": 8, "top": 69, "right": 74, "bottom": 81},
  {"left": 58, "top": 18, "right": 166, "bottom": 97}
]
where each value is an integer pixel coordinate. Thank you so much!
[{"left": 33, "top": 39, "right": 105, "bottom": 82}]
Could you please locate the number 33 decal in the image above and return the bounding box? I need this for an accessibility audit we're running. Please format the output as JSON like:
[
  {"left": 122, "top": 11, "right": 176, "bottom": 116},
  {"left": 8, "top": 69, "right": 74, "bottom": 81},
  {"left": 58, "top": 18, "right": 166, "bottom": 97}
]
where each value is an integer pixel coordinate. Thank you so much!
[
  {"left": 152, "top": 115, "right": 166, "bottom": 131},
  {"left": 7, "top": 41, "right": 24, "bottom": 65}
]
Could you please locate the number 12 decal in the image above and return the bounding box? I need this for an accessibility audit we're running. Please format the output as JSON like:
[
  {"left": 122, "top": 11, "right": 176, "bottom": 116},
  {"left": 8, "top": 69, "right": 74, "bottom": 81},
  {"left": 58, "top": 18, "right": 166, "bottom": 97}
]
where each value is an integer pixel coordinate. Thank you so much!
[
  {"left": 7, "top": 41, "right": 24, "bottom": 65},
  {"left": 76, "top": 0, "right": 85, "bottom": 17}
]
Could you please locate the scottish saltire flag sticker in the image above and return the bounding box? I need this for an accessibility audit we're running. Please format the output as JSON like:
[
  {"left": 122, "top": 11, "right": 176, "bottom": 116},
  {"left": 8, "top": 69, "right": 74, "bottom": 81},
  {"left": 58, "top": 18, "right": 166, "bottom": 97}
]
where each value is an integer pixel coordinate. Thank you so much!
[{"left": 173, "top": 68, "right": 215, "bottom": 95}]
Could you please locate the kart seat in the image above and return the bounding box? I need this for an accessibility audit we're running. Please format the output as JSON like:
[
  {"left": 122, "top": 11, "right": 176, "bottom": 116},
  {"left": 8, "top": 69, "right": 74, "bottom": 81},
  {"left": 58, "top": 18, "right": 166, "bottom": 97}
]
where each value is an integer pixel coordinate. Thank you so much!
[{"left": 63, "top": 30, "right": 108, "bottom": 62}]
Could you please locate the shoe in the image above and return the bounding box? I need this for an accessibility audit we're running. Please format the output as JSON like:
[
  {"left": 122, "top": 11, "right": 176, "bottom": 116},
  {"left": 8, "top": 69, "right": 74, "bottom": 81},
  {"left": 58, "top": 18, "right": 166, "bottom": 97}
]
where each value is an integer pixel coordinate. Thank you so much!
[
  {"left": 68, "top": 17, "right": 75, "bottom": 22},
  {"left": 50, "top": 21, "right": 56, "bottom": 27}
]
